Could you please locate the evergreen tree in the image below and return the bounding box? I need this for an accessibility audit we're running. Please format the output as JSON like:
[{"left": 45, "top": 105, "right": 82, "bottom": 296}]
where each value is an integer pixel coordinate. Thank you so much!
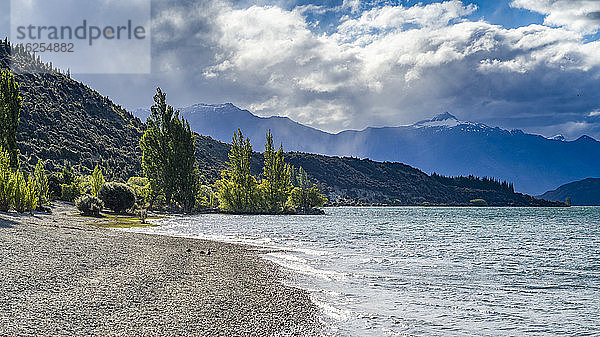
[
  {"left": 0, "top": 146, "right": 13, "bottom": 212},
  {"left": 0, "top": 69, "right": 22, "bottom": 167},
  {"left": 33, "top": 160, "right": 49, "bottom": 206},
  {"left": 91, "top": 164, "right": 104, "bottom": 197},
  {"left": 140, "top": 88, "right": 199, "bottom": 212},
  {"left": 260, "top": 130, "right": 292, "bottom": 213},
  {"left": 216, "top": 129, "right": 260, "bottom": 213}
]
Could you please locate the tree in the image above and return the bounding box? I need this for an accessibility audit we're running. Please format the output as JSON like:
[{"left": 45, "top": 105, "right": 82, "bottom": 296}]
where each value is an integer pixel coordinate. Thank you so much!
[
  {"left": 260, "top": 130, "right": 292, "bottom": 213},
  {"left": 91, "top": 164, "right": 104, "bottom": 197},
  {"left": 0, "top": 146, "right": 13, "bottom": 211},
  {"left": 33, "top": 160, "right": 49, "bottom": 206},
  {"left": 127, "top": 176, "right": 150, "bottom": 207},
  {"left": 58, "top": 163, "right": 81, "bottom": 202},
  {"left": 61, "top": 162, "right": 75, "bottom": 185},
  {"left": 140, "top": 88, "right": 199, "bottom": 212},
  {"left": 287, "top": 167, "right": 327, "bottom": 211},
  {"left": 0, "top": 69, "right": 22, "bottom": 167},
  {"left": 216, "top": 129, "right": 261, "bottom": 213},
  {"left": 196, "top": 185, "right": 218, "bottom": 209}
]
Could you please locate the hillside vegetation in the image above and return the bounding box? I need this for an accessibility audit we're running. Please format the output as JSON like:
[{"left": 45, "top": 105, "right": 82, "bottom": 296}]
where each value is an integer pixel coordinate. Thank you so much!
[{"left": 0, "top": 39, "right": 562, "bottom": 207}]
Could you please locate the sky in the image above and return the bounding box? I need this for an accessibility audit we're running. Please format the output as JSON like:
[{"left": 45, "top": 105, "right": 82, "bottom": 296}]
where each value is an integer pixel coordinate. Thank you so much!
[{"left": 1, "top": 0, "right": 600, "bottom": 140}]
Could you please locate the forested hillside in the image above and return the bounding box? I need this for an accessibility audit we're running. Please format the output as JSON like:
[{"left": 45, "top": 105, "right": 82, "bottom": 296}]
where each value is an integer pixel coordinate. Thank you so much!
[{"left": 1, "top": 41, "right": 144, "bottom": 180}]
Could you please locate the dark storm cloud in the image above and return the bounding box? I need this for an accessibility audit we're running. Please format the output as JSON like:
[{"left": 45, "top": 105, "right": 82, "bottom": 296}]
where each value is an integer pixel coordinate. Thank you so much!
[{"left": 3, "top": 0, "right": 600, "bottom": 140}]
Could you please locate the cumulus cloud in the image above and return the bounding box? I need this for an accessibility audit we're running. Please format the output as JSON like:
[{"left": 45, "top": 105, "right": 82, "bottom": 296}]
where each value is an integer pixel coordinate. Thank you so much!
[
  {"left": 197, "top": 0, "right": 600, "bottom": 134},
  {"left": 67, "top": 0, "right": 600, "bottom": 140},
  {"left": 511, "top": 0, "right": 600, "bottom": 35}
]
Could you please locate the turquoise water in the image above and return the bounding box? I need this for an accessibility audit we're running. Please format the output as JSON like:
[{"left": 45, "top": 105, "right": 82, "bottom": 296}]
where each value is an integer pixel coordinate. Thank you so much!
[{"left": 130, "top": 207, "right": 600, "bottom": 336}]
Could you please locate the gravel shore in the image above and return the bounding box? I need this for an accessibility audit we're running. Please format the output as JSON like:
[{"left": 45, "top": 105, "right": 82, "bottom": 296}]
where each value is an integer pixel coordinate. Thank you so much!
[{"left": 0, "top": 203, "right": 321, "bottom": 336}]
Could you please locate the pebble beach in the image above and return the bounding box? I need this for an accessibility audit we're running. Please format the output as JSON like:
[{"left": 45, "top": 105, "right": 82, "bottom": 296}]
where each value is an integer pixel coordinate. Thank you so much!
[{"left": 0, "top": 203, "right": 321, "bottom": 336}]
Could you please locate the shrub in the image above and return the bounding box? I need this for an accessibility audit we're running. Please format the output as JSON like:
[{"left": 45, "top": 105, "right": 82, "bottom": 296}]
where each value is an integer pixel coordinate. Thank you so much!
[
  {"left": 470, "top": 199, "right": 488, "bottom": 206},
  {"left": 60, "top": 182, "right": 81, "bottom": 202},
  {"left": 76, "top": 195, "right": 104, "bottom": 216},
  {"left": 34, "top": 160, "right": 49, "bottom": 206},
  {"left": 127, "top": 176, "right": 150, "bottom": 206},
  {"left": 98, "top": 182, "right": 135, "bottom": 213},
  {"left": 12, "top": 170, "right": 27, "bottom": 213},
  {"left": 0, "top": 147, "right": 12, "bottom": 212},
  {"left": 24, "top": 173, "right": 38, "bottom": 214}
]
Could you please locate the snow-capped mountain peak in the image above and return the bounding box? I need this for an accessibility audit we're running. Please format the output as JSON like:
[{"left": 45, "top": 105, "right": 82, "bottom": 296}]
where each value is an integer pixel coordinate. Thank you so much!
[{"left": 413, "top": 112, "right": 460, "bottom": 128}]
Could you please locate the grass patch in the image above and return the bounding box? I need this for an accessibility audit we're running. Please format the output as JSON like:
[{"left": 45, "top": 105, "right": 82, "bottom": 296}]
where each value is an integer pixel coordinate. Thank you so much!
[
  {"left": 75, "top": 212, "right": 163, "bottom": 228},
  {"left": 91, "top": 221, "right": 158, "bottom": 229}
]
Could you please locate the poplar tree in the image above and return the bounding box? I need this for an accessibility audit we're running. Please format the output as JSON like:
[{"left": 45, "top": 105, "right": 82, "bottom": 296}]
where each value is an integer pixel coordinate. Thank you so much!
[
  {"left": 12, "top": 170, "right": 27, "bottom": 213},
  {"left": 91, "top": 164, "right": 104, "bottom": 197},
  {"left": 260, "top": 130, "right": 292, "bottom": 213},
  {"left": 216, "top": 129, "right": 260, "bottom": 213},
  {"left": 140, "top": 88, "right": 199, "bottom": 212},
  {"left": 0, "top": 69, "right": 22, "bottom": 167}
]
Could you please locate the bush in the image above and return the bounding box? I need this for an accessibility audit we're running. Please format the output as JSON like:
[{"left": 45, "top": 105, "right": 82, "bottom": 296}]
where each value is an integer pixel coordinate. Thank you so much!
[
  {"left": 60, "top": 182, "right": 81, "bottom": 202},
  {"left": 0, "top": 147, "right": 12, "bottom": 212},
  {"left": 470, "top": 198, "right": 488, "bottom": 206},
  {"left": 12, "top": 170, "right": 27, "bottom": 213},
  {"left": 24, "top": 173, "right": 38, "bottom": 214},
  {"left": 127, "top": 176, "right": 150, "bottom": 206},
  {"left": 47, "top": 173, "right": 61, "bottom": 200},
  {"left": 98, "top": 182, "right": 135, "bottom": 213},
  {"left": 76, "top": 195, "right": 104, "bottom": 216}
]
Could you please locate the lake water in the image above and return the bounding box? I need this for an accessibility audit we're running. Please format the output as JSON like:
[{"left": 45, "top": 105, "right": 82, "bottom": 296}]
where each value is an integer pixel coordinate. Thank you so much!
[{"left": 128, "top": 207, "right": 600, "bottom": 336}]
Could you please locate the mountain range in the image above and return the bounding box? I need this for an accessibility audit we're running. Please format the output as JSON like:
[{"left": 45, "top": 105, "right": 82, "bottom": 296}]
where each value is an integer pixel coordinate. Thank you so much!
[{"left": 133, "top": 104, "right": 600, "bottom": 196}]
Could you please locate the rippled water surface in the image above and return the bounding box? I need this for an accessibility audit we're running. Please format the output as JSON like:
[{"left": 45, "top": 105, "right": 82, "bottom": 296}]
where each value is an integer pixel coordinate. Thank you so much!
[{"left": 129, "top": 207, "right": 600, "bottom": 336}]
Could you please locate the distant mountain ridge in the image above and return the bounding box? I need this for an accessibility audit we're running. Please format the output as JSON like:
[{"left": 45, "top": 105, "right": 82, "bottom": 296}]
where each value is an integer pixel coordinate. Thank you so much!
[
  {"left": 134, "top": 104, "right": 600, "bottom": 195},
  {"left": 537, "top": 178, "right": 600, "bottom": 206}
]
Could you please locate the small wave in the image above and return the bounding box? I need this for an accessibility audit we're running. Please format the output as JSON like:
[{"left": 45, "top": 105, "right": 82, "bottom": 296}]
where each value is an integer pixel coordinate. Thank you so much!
[
  {"left": 265, "top": 252, "right": 347, "bottom": 281},
  {"left": 310, "top": 296, "right": 351, "bottom": 321}
]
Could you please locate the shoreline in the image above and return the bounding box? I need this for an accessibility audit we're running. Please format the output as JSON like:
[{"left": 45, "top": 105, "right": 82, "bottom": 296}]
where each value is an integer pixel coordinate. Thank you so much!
[{"left": 0, "top": 202, "right": 322, "bottom": 336}]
